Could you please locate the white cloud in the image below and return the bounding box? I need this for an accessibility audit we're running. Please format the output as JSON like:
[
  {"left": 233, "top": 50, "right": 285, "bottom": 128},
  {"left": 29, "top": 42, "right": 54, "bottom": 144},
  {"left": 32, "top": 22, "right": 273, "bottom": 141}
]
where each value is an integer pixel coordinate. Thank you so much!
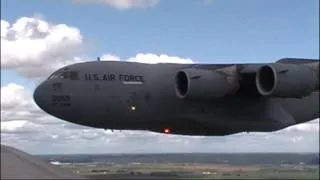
[
  {"left": 1, "top": 83, "right": 30, "bottom": 110},
  {"left": 73, "top": 0, "right": 159, "bottom": 9},
  {"left": 203, "top": 0, "right": 214, "bottom": 5},
  {"left": 1, "top": 83, "right": 63, "bottom": 125},
  {"left": 1, "top": 16, "right": 84, "bottom": 79},
  {"left": 291, "top": 136, "right": 304, "bottom": 143},
  {"left": 99, "top": 53, "right": 194, "bottom": 64},
  {"left": 1, "top": 120, "right": 42, "bottom": 134},
  {"left": 284, "top": 120, "right": 319, "bottom": 133},
  {"left": 126, "top": 53, "right": 193, "bottom": 64},
  {"left": 1, "top": 120, "right": 27, "bottom": 132},
  {"left": 100, "top": 54, "right": 121, "bottom": 61}
]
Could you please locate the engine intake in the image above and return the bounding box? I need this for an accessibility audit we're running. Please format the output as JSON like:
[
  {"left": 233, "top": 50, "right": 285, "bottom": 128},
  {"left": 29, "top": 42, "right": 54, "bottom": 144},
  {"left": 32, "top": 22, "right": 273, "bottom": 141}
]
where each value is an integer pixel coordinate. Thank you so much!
[
  {"left": 256, "top": 65, "right": 276, "bottom": 95},
  {"left": 256, "top": 63, "right": 319, "bottom": 98},
  {"left": 175, "top": 68, "right": 238, "bottom": 100},
  {"left": 176, "top": 71, "right": 189, "bottom": 98}
]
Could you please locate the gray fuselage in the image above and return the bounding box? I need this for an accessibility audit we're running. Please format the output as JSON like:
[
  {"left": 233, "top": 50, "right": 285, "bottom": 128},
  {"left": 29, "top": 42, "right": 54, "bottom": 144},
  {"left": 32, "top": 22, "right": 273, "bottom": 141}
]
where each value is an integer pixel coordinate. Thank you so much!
[{"left": 33, "top": 61, "right": 319, "bottom": 136}]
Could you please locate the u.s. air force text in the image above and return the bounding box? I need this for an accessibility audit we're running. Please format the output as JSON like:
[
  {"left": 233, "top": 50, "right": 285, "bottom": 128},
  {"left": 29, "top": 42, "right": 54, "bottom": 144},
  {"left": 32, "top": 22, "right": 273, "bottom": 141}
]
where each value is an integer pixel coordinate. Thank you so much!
[{"left": 84, "top": 73, "right": 144, "bottom": 82}]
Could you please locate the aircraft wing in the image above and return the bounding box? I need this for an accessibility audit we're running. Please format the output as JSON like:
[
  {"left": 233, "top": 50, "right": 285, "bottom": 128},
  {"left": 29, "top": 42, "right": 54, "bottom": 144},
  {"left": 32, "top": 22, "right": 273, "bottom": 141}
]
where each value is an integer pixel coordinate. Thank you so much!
[
  {"left": 276, "top": 57, "right": 319, "bottom": 64},
  {"left": 174, "top": 58, "right": 319, "bottom": 100}
]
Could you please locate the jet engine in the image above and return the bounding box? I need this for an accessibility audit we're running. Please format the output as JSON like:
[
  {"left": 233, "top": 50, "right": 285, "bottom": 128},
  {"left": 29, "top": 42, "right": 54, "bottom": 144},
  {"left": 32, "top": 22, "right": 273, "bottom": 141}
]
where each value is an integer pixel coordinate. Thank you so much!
[
  {"left": 256, "top": 63, "right": 319, "bottom": 98},
  {"left": 175, "top": 68, "right": 239, "bottom": 100}
]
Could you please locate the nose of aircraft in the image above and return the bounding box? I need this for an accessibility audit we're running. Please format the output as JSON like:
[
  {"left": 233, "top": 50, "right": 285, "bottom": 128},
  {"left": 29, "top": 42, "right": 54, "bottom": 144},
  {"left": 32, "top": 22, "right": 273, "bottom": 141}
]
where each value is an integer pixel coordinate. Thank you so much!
[{"left": 33, "top": 82, "right": 49, "bottom": 111}]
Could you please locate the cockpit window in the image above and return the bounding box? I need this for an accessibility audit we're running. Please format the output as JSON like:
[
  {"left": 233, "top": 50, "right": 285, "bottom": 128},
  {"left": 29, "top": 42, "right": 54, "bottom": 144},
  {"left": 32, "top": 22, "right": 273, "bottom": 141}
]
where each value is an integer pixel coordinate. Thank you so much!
[
  {"left": 48, "top": 73, "right": 59, "bottom": 80},
  {"left": 48, "top": 71, "right": 79, "bottom": 80},
  {"left": 69, "top": 71, "right": 79, "bottom": 80},
  {"left": 57, "top": 72, "right": 69, "bottom": 79},
  {"left": 60, "top": 72, "right": 69, "bottom": 79}
]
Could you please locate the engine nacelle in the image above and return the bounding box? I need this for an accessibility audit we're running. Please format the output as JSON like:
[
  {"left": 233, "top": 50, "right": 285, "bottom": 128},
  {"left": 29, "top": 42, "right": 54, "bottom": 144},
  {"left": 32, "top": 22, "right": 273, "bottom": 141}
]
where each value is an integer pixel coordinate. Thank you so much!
[
  {"left": 256, "top": 63, "right": 319, "bottom": 98},
  {"left": 175, "top": 68, "right": 238, "bottom": 100}
]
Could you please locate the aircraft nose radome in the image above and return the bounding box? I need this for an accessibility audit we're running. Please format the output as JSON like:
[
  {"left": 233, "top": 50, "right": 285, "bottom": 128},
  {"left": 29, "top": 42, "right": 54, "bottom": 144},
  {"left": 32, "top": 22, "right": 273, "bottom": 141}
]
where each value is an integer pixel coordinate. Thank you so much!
[
  {"left": 33, "top": 82, "right": 48, "bottom": 110},
  {"left": 33, "top": 83, "right": 42, "bottom": 107}
]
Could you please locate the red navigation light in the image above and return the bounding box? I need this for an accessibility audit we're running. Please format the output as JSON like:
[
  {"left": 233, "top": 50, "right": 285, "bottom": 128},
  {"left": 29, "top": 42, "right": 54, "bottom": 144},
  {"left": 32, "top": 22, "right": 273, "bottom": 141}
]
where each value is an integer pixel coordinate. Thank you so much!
[{"left": 164, "top": 128, "right": 171, "bottom": 134}]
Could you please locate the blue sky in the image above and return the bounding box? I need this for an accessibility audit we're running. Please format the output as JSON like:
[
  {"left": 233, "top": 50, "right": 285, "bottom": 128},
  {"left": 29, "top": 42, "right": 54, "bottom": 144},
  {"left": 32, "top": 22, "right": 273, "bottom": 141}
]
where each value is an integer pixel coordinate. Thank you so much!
[
  {"left": 1, "top": 0, "right": 319, "bottom": 154},
  {"left": 2, "top": 0, "right": 319, "bottom": 62}
]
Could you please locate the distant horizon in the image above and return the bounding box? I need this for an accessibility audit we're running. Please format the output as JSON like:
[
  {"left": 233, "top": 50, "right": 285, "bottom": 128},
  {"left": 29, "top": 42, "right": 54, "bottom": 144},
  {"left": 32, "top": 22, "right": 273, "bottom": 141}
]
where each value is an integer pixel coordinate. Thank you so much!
[
  {"left": 32, "top": 149, "right": 320, "bottom": 156},
  {"left": 35, "top": 152, "right": 320, "bottom": 156}
]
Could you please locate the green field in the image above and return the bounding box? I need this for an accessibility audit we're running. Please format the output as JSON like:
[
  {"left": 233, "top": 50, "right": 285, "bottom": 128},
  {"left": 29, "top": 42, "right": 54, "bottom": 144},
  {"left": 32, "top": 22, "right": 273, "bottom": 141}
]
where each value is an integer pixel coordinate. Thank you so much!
[{"left": 59, "top": 163, "right": 319, "bottom": 179}]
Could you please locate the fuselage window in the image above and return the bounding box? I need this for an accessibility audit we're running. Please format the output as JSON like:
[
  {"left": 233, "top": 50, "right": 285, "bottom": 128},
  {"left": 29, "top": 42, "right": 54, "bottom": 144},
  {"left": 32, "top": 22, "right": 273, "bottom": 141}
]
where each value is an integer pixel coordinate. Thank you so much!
[{"left": 69, "top": 71, "right": 79, "bottom": 80}]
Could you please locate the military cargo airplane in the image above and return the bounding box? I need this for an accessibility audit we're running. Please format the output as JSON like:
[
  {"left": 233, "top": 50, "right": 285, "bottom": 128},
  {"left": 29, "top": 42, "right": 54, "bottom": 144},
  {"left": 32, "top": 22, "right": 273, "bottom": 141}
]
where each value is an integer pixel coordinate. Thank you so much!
[{"left": 33, "top": 58, "right": 319, "bottom": 136}]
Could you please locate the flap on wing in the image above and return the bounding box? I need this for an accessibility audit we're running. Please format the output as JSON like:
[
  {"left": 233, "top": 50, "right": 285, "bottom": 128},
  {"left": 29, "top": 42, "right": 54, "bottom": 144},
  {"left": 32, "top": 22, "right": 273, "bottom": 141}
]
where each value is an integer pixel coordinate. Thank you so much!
[
  {"left": 238, "top": 58, "right": 319, "bottom": 73},
  {"left": 277, "top": 58, "right": 319, "bottom": 64}
]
